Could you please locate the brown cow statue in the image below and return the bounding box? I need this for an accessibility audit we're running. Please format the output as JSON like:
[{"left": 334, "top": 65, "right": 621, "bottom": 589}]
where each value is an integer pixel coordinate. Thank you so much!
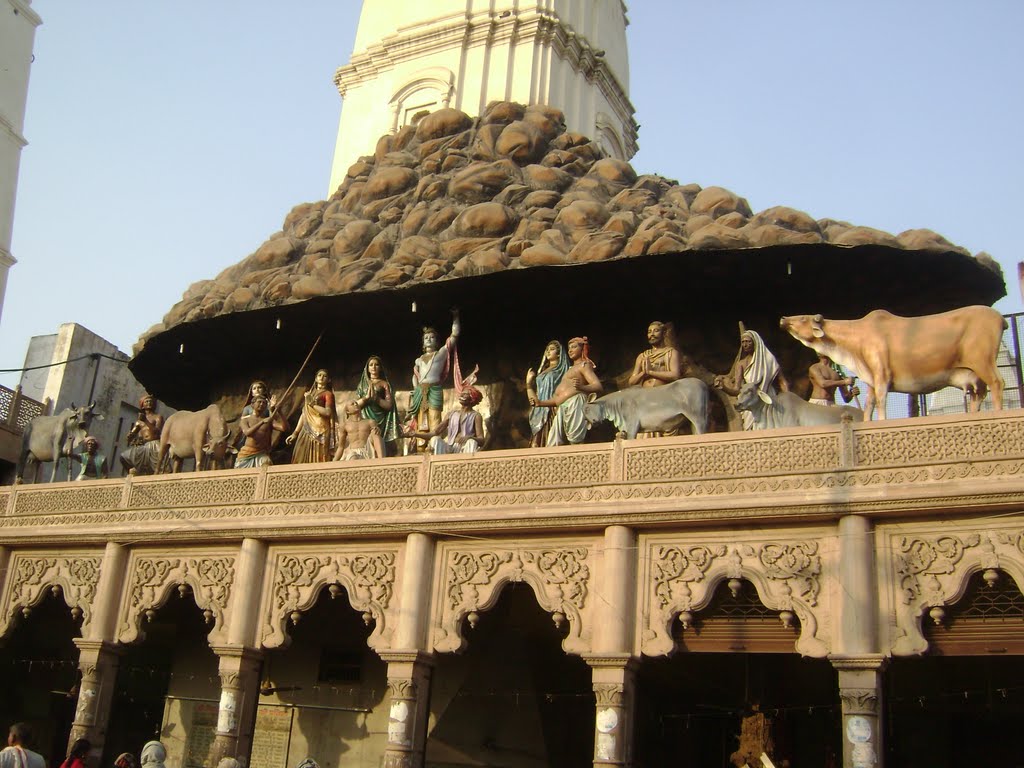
[
  {"left": 780, "top": 306, "right": 1006, "bottom": 420},
  {"left": 157, "top": 404, "right": 235, "bottom": 472}
]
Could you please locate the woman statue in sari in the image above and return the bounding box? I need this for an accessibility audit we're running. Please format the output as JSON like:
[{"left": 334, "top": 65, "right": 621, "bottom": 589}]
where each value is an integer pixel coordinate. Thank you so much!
[
  {"left": 355, "top": 355, "right": 399, "bottom": 455},
  {"left": 285, "top": 369, "right": 336, "bottom": 463},
  {"left": 525, "top": 340, "right": 569, "bottom": 447}
]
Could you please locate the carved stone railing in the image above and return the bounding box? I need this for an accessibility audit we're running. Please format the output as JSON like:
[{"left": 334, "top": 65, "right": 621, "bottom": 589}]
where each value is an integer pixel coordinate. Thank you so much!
[
  {"left": 1, "top": 409, "right": 1023, "bottom": 544},
  {"left": 0, "top": 384, "right": 47, "bottom": 433}
]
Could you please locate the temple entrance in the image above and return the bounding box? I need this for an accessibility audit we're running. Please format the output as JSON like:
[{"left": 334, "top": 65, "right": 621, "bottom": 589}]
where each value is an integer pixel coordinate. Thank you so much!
[
  {"left": 636, "top": 578, "right": 839, "bottom": 767},
  {"left": 0, "top": 590, "right": 81, "bottom": 764},
  {"left": 103, "top": 589, "right": 217, "bottom": 765},
  {"left": 428, "top": 582, "right": 594, "bottom": 767},
  {"left": 259, "top": 586, "right": 387, "bottom": 766}
]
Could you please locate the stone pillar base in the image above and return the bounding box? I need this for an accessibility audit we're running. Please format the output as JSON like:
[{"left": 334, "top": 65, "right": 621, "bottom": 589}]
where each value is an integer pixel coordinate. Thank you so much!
[
  {"left": 69, "top": 640, "right": 124, "bottom": 761},
  {"left": 379, "top": 651, "right": 435, "bottom": 768},
  {"left": 831, "top": 654, "right": 888, "bottom": 768},
  {"left": 584, "top": 655, "right": 637, "bottom": 768},
  {"left": 210, "top": 645, "right": 264, "bottom": 765}
]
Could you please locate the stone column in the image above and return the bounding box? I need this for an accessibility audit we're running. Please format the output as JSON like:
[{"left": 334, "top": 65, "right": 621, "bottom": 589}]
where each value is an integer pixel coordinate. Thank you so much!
[
  {"left": 584, "top": 525, "right": 638, "bottom": 767},
  {"left": 380, "top": 533, "right": 436, "bottom": 768},
  {"left": 379, "top": 651, "right": 435, "bottom": 768},
  {"left": 586, "top": 655, "right": 637, "bottom": 767},
  {"left": 210, "top": 538, "right": 267, "bottom": 764},
  {"left": 0, "top": 546, "right": 10, "bottom": 595},
  {"left": 831, "top": 655, "right": 887, "bottom": 768},
  {"left": 68, "top": 541, "right": 129, "bottom": 758},
  {"left": 210, "top": 646, "right": 263, "bottom": 764}
]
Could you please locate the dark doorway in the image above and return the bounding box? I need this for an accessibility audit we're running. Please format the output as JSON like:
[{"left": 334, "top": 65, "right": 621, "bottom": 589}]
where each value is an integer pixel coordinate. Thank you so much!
[
  {"left": 0, "top": 590, "right": 82, "bottom": 764},
  {"left": 428, "top": 582, "right": 594, "bottom": 767}
]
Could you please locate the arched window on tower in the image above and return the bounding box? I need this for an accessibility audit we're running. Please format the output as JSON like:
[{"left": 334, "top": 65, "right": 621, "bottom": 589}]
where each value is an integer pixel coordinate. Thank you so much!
[
  {"left": 389, "top": 68, "right": 456, "bottom": 133},
  {"left": 595, "top": 114, "right": 626, "bottom": 160}
]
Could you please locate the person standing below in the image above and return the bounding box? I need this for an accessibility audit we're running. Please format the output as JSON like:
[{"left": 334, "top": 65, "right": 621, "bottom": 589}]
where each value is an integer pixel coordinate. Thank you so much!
[
  {"left": 528, "top": 336, "right": 603, "bottom": 446},
  {"left": 808, "top": 353, "right": 859, "bottom": 406},
  {"left": 285, "top": 369, "right": 336, "bottom": 464},
  {"left": 0, "top": 723, "right": 45, "bottom": 768},
  {"left": 408, "top": 308, "right": 460, "bottom": 450},
  {"left": 628, "top": 320, "right": 683, "bottom": 388},
  {"left": 525, "top": 340, "right": 569, "bottom": 447},
  {"left": 59, "top": 738, "right": 91, "bottom": 768},
  {"left": 120, "top": 394, "right": 165, "bottom": 475},
  {"left": 236, "top": 395, "right": 289, "bottom": 468}
]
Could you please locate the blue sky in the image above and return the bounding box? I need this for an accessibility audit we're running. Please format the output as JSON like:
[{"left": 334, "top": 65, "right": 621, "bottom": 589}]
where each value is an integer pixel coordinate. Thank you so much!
[{"left": 3, "top": 1, "right": 1022, "bottom": 385}]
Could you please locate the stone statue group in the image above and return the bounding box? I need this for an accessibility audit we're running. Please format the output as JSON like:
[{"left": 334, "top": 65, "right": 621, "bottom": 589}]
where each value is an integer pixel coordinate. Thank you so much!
[{"left": 14, "top": 304, "right": 1008, "bottom": 481}]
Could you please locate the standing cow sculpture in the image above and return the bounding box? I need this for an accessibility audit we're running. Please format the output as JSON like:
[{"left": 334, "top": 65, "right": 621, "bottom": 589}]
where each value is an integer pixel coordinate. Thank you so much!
[
  {"left": 16, "top": 403, "right": 102, "bottom": 483},
  {"left": 584, "top": 378, "right": 710, "bottom": 439},
  {"left": 780, "top": 306, "right": 1006, "bottom": 420},
  {"left": 157, "top": 404, "right": 235, "bottom": 473}
]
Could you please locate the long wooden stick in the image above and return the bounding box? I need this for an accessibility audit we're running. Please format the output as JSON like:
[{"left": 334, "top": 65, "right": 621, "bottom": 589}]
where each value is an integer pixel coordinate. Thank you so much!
[{"left": 271, "top": 330, "right": 324, "bottom": 418}]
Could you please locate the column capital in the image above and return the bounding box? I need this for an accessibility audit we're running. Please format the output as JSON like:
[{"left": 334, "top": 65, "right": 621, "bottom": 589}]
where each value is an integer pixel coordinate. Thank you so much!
[{"left": 210, "top": 644, "right": 264, "bottom": 664}]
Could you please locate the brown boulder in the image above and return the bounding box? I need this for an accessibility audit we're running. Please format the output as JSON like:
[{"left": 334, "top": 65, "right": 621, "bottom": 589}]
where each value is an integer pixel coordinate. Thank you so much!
[
  {"left": 690, "top": 186, "right": 752, "bottom": 219},
  {"left": 555, "top": 200, "right": 611, "bottom": 236},
  {"left": 391, "top": 236, "right": 440, "bottom": 266},
  {"left": 292, "top": 276, "right": 330, "bottom": 300},
  {"left": 830, "top": 226, "right": 901, "bottom": 248},
  {"left": 422, "top": 206, "right": 461, "bottom": 236},
  {"left": 647, "top": 233, "right": 689, "bottom": 255},
  {"left": 449, "top": 160, "right": 521, "bottom": 202},
  {"left": 749, "top": 205, "right": 821, "bottom": 234},
  {"left": 524, "top": 164, "right": 574, "bottom": 192},
  {"left": 743, "top": 224, "right": 823, "bottom": 247},
  {"left": 414, "top": 108, "right": 473, "bottom": 142},
  {"left": 441, "top": 237, "right": 505, "bottom": 262},
  {"left": 523, "top": 189, "right": 562, "bottom": 209},
  {"left": 897, "top": 228, "right": 968, "bottom": 255},
  {"left": 568, "top": 231, "right": 627, "bottom": 263},
  {"left": 496, "top": 121, "right": 546, "bottom": 165},
  {"left": 522, "top": 105, "right": 565, "bottom": 140},
  {"left": 687, "top": 222, "right": 751, "bottom": 250},
  {"left": 520, "top": 243, "right": 572, "bottom": 266},
  {"left": 482, "top": 101, "right": 526, "bottom": 126},
  {"left": 415, "top": 259, "right": 452, "bottom": 281},
  {"left": 587, "top": 158, "right": 637, "bottom": 186},
  {"left": 453, "top": 202, "right": 520, "bottom": 237},
  {"left": 253, "top": 236, "right": 302, "bottom": 268},
  {"left": 360, "top": 166, "right": 418, "bottom": 203},
  {"left": 330, "top": 221, "right": 379, "bottom": 259},
  {"left": 609, "top": 187, "right": 658, "bottom": 214},
  {"left": 452, "top": 249, "right": 511, "bottom": 276}
]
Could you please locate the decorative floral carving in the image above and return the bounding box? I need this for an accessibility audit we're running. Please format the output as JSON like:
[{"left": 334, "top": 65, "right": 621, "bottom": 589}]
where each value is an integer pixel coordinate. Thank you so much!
[
  {"left": 261, "top": 548, "right": 397, "bottom": 649},
  {"left": 895, "top": 534, "right": 979, "bottom": 605},
  {"left": 759, "top": 542, "right": 820, "bottom": 606},
  {"left": 0, "top": 553, "right": 101, "bottom": 636},
  {"left": 387, "top": 678, "right": 417, "bottom": 699},
  {"left": 435, "top": 544, "right": 592, "bottom": 655},
  {"left": 119, "top": 554, "right": 236, "bottom": 644},
  {"left": 431, "top": 451, "right": 609, "bottom": 493},
  {"left": 651, "top": 544, "right": 726, "bottom": 609}
]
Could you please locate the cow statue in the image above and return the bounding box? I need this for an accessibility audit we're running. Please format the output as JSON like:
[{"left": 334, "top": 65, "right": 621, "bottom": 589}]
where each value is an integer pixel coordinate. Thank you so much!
[
  {"left": 780, "top": 306, "right": 1006, "bottom": 420},
  {"left": 584, "top": 378, "right": 710, "bottom": 439},
  {"left": 736, "top": 383, "right": 862, "bottom": 430},
  {"left": 16, "top": 403, "right": 102, "bottom": 483},
  {"left": 157, "top": 404, "right": 235, "bottom": 473}
]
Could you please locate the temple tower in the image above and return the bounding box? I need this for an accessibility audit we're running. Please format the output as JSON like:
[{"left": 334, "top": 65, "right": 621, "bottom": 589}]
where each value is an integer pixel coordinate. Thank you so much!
[{"left": 328, "top": 0, "right": 637, "bottom": 193}]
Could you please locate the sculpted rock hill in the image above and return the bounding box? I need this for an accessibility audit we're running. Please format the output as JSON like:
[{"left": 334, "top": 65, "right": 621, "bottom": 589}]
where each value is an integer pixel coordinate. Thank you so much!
[{"left": 138, "top": 102, "right": 997, "bottom": 353}]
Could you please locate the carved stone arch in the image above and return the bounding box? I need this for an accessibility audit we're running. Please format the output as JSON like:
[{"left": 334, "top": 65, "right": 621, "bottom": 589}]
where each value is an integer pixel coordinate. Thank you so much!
[
  {"left": 117, "top": 552, "right": 236, "bottom": 646},
  {"left": 0, "top": 552, "right": 102, "bottom": 639},
  {"left": 595, "top": 112, "right": 625, "bottom": 160},
  {"left": 259, "top": 547, "right": 397, "bottom": 651},
  {"left": 388, "top": 67, "right": 456, "bottom": 133},
  {"left": 641, "top": 539, "right": 828, "bottom": 659},
  {"left": 433, "top": 543, "right": 593, "bottom": 656},
  {"left": 890, "top": 526, "right": 1024, "bottom": 655}
]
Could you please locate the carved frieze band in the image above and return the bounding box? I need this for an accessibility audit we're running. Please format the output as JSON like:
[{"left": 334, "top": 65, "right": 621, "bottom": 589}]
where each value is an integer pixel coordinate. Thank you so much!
[
  {"left": 0, "top": 553, "right": 101, "bottom": 637},
  {"left": 12, "top": 485, "right": 121, "bottom": 516},
  {"left": 855, "top": 418, "right": 1024, "bottom": 467},
  {"left": 118, "top": 554, "right": 236, "bottom": 645},
  {"left": 430, "top": 451, "right": 609, "bottom": 493},
  {"left": 642, "top": 537, "right": 827, "bottom": 658},
  {"left": 434, "top": 544, "right": 592, "bottom": 655},
  {"left": 264, "top": 465, "right": 419, "bottom": 501},
  {"left": 889, "top": 524, "right": 1024, "bottom": 656},
  {"left": 128, "top": 476, "right": 257, "bottom": 509},
  {"left": 626, "top": 434, "right": 839, "bottom": 482},
  {"left": 260, "top": 548, "right": 398, "bottom": 650}
]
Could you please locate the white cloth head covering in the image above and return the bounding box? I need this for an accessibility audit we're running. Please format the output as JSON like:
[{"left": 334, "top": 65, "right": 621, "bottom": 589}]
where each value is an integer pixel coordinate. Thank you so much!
[
  {"left": 140, "top": 741, "right": 166, "bottom": 768},
  {"left": 742, "top": 330, "right": 781, "bottom": 395}
]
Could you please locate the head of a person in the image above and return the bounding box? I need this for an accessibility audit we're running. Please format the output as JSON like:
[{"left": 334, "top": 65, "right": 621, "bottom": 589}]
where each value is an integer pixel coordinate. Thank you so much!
[
  {"left": 647, "top": 321, "right": 666, "bottom": 346},
  {"left": 251, "top": 395, "right": 269, "bottom": 416},
  {"left": 138, "top": 394, "right": 155, "bottom": 412},
  {"left": 567, "top": 336, "right": 589, "bottom": 362},
  {"left": 422, "top": 327, "right": 439, "bottom": 352},
  {"left": 83, "top": 436, "right": 100, "bottom": 454},
  {"left": 366, "top": 356, "right": 384, "bottom": 378},
  {"left": 140, "top": 740, "right": 167, "bottom": 766},
  {"left": 344, "top": 399, "right": 362, "bottom": 416},
  {"left": 249, "top": 380, "right": 268, "bottom": 400},
  {"left": 313, "top": 369, "right": 331, "bottom": 391},
  {"left": 114, "top": 753, "right": 138, "bottom": 768},
  {"left": 544, "top": 340, "right": 561, "bottom": 363},
  {"left": 740, "top": 332, "right": 754, "bottom": 355},
  {"left": 458, "top": 387, "right": 483, "bottom": 408},
  {"left": 69, "top": 738, "right": 91, "bottom": 758},
  {"left": 8, "top": 723, "right": 30, "bottom": 746},
  {"left": 818, "top": 353, "right": 831, "bottom": 365}
]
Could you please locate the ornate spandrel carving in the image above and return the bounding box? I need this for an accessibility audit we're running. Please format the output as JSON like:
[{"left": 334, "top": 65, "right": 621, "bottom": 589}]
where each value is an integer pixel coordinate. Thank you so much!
[
  {"left": 118, "top": 554, "right": 236, "bottom": 645},
  {"left": 895, "top": 534, "right": 978, "bottom": 606},
  {"left": 128, "top": 476, "right": 257, "bottom": 508},
  {"left": 260, "top": 548, "right": 397, "bottom": 650},
  {"left": 13, "top": 485, "right": 122, "bottom": 516},
  {"left": 839, "top": 688, "right": 879, "bottom": 715},
  {"left": 641, "top": 537, "right": 828, "bottom": 659},
  {"left": 855, "top": 419, "right": 1024, "bottom": 467},
  {"left": 434, "top": 544, "right": 592, "bottom": 656},
  {"left": 0, "top": 553, "right": 101, "bottom": 637},
  {"left": 625, "top": 434, "right": 840, "bottom": 482},
  {"left": 430, "top": 451, "right": 609, "bottom": 494},
  {"left": 264, "top": 465, "right": 418, "bottom": 501}
]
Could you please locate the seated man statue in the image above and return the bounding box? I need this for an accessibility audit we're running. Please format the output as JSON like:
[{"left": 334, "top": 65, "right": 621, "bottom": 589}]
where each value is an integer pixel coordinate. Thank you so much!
[
  {"left": 628, "top": 320, "right": 683, "bottom": 388},
  {"left": 405, "top": 386, "right": 485, "bottom": 455},
  {"left": 528, "top": 336, "right": 603, "bottom": 446},
  {"left": 236, "top": 395, "right": 290, "bottom": 468},
  {"left": 334, "top": 399, "right": 385, "bottom": 461},
  {"left": 71, "top": 435, "right": 108, "bottom": 480},
  {"left": 120, "top": 394, "right": 164, "bottom": 475}
]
